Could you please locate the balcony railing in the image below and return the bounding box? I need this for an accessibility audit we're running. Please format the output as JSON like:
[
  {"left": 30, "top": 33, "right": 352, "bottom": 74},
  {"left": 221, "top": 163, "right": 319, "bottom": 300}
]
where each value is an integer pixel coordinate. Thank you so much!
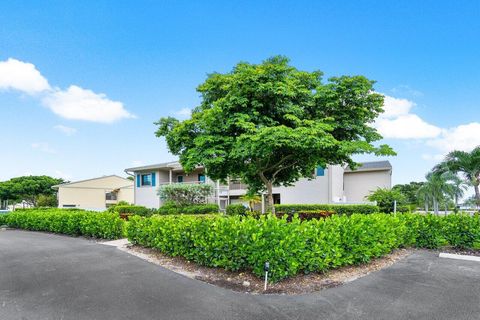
[
  {"left": 229, "top": 181, "right": 248, "bottom": 190},
  {"left": 158, "top": 180, "right": 208, "bottom": 185}
]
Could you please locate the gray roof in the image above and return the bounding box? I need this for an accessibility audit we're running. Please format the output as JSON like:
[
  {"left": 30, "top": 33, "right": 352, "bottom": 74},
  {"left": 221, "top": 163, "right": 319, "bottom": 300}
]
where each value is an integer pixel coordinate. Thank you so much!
[
  {"left": 345, "top": 160, "right": 392, "bottom": 172},
  {"left": 52, "top": 175, "right": 132, "bottom": 189},
  {"left": 125, "top": 160, "right": 392, "bottom": 173},
  {"left": 124, "top": 161, "right": 182, "bottom": 172}
]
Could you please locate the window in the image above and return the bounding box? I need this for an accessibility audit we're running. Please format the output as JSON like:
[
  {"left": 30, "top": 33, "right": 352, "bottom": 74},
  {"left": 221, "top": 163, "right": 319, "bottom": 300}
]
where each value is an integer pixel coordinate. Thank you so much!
[
  {"left": 273, "top": 194, "right": 281, "bottom": 204},
  {"left": 198, "top": 174, "right": 206, "bottom": 183},
  {"left": 141, "top": 174, "right": 152, "bottom": 186},
  {"left": 316, "top": 166, "right": 325, "bottom": 176},
  {"left": 105, "top": 192, "right": 117, "bottom": 201},
  {"left": 177, "top": 175, "right": 184, "bottom": 183}
]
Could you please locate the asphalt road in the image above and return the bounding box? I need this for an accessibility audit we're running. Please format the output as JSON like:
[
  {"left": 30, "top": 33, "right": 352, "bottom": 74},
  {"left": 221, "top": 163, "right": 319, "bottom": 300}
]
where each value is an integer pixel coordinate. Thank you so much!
[{"left": 1, "top": 230, "right": 480, "bottom": 320}]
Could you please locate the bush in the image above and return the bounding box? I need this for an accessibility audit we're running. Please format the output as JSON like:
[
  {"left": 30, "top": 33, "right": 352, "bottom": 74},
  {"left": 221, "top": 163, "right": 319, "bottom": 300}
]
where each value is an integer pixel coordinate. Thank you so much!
[
  {"left": 276, "top": 210, "right": 335, "bottom": 221},
  {"left": 225, "top": 204, "right": 248, "bottom": 216},
  {"left": 367, "top": 188, "right": 407, "bottom": 213},
  {"left": 36, "top": 194, "right": 58, "bottom": 207},
  {"left": 0, "top": 213, "right": 7, "bottom": 226},
  {"left": 158, "top": 183, "right": 214, "bottom": 206},
  {"left": 157, "top": 202, "right": 219, "bottom": 215},
  {"left": 107, "top": 200, "right": 131, "bottom": 213},
  {"left": 127, "top": 212, "right": 480, "bottom": 282},
  {"left": 275, "top": 204, "right": 379, "bottom": 215},
  {"left": 2, "top": 209, "right": 124, "bottom": 239},
  {"left": 114, "top": 205, "right": 154, "bottom": 217}
]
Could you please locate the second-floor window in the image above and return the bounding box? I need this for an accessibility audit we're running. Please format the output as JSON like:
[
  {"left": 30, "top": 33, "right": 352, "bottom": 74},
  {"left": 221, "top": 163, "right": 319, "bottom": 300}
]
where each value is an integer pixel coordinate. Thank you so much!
[{"left": 141, "top": 174, "right": 152, "bottom": 186}]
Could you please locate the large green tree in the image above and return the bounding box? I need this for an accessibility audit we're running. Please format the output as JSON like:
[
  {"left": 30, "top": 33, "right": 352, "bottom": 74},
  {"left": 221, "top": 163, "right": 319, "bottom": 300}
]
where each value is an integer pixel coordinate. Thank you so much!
[
  {"left": 393, "top": 182, "right": 425, "bottom": 206},
  {"left": 434, "top": 147, "right": 480, "bottom": 209},
  {"left": 0, "top": 176, "right": 64, "bottom": 207},
  {"left": 156, "top": 56, "right": 394, "bottom": 212}
]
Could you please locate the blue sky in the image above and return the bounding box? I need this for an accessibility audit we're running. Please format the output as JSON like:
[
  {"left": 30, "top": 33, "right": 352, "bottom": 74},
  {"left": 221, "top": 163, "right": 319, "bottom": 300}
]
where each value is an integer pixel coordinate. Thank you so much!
[{"left": 1, "top": 1, "right": 480, "bottom": 187}]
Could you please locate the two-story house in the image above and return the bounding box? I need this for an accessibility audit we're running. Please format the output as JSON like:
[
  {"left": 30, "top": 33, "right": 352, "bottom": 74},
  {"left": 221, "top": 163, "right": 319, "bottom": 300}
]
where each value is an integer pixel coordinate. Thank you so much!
[{"left": 124, "top": 160, "right": 392, "bottom": 211}]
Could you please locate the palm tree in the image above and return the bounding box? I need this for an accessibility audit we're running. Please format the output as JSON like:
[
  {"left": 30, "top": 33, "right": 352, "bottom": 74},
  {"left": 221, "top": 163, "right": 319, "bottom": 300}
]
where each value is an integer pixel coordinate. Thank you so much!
[
  {"left": 240, "top": 194, "right": 262, "bottom": 212},
  {"left": 417, "top": 172, "right": 453, "bottom": 215},
  {"left": 434, "top": 147, "right": 480, "bottom": 209},
  {"left": 416, "top": 184, "right": 431, "bottom": 212},
  {"left": 443, "top": 172, "right": 469, "bottom": 209}
]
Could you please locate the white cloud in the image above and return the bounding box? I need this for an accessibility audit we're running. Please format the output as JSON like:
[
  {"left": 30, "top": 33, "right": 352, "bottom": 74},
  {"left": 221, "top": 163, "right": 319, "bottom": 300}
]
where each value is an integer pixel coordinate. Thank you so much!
[
  {"left": 0, "top": 58, "right": 134, "bottom": 123},
  {"left": 375, "top": 95, "right": 442, "bottom": 139},
  {"left": 174, "top": 107, "right": 191, "bottom": 119},
  {"left": 376, "top": 114, "right": 442, "bottom": 139},
  {"left": 427, "top": 122, "right": 480, "bottom": 153},
  {"left": 31, "top": 142, "right": 56, "bottom": 154},
  {"left": 43, "top": 85, "right": 135, "bottom": 123},
  {"left": 381, "top": 95, "right": 415, "bottom": 118},
  {"left": 0, "top": 58, "right": 50, "bottom": 94},
  {"left": 53, "top": 124, "right": 77, "bottom": 136}
]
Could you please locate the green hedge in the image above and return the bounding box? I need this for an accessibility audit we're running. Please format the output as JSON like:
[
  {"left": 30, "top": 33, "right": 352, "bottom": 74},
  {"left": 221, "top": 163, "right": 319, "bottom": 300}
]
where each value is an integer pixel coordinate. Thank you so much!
[
  {"left": 276, "top": 209, "right": 335, "bottom": 221},
  {"left": 127, "top": 213, "right": 480, "bottom": 282},
  {"left": 0, "top": 213, "right": 7, "bottom": 226},
  {"left": 225, "top": 204, "right": 248, "bottom": 216},
  {"left": 157, "top": 203, "right": 219, "bottom": 215},
  {"left": 115, "top": 205, "right": 154, "bottom": 217},
  {"left": 275, "top": 204, "right": 379, "bottom": 215},
  {"left": 3, "top": 209, "right": 125, "bottom": 239}
]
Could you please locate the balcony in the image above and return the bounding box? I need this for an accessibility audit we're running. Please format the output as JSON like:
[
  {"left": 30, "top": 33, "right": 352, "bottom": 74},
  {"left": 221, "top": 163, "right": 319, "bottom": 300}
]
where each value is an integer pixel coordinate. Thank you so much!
[{"left": 229, "top": 181, "right": 248, "bottom": 190}]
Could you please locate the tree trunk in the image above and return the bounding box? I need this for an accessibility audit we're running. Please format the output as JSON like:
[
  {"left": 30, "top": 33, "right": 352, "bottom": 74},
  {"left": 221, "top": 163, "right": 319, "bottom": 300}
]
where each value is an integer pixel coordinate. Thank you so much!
[
  {"left": 266, "top": 181, "right": 275, "bottom": 214},
  {"left": 433, "top": 199, "right": 439, "bottom": 215},
  {"left": 474, "top": 184, "right": 480, "bottom": 210}
]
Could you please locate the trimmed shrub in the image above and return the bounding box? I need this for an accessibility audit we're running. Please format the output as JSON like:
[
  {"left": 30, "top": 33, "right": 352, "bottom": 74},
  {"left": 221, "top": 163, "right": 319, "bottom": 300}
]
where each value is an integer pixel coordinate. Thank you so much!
[
  {"left": 275, "top": 204, "right": 379, "bottom": 215},
  {"left": 114, "top": 205, "right": 154, "bottom": 217},
  {"left": 157, "top": 203, "right": 219, "bottom": 215},
  {"left": 0, "top": 213, "right": 8, "bottom": 226},
  {"left": 127, "top": 213, "right": 480, "bottom": 282},
  {"left": 276, "top": 210, "right": 335, "bottom": 221},
  {"left": 225, "top": 204, "right": 248, "bottom": 216},
  {"left": 3, "top": 209, "right": 124, "bottom": 239}
]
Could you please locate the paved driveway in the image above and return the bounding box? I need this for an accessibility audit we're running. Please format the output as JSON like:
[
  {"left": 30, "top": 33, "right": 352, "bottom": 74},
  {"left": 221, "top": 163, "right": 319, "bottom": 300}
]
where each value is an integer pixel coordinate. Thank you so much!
[{"left": 1, "top": 230, "right": 480, "bottom": 320}]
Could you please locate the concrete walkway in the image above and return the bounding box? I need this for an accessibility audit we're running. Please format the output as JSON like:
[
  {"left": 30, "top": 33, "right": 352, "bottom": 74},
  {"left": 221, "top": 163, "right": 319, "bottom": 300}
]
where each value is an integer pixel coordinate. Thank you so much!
[{"left": 1, "top": 230, "right": 480, "bottom": 320}]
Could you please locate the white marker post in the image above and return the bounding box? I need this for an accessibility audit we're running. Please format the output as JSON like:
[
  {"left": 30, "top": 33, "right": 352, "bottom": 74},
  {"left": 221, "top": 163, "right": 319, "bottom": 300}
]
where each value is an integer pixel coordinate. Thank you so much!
[
  {"left": 394, "top": 200, "right": 397, "bottom": 215},
  {"left": 264, "top": 262, "right": 269, "bottom": 291}
]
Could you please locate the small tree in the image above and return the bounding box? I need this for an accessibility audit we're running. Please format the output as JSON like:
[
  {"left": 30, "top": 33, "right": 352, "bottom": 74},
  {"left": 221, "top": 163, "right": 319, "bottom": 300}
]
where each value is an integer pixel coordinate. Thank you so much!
[
  {"left": 158, "top": 184, "right": 214, "bottom": 206},
  {"left": 392, "top": 182, "right": 425, "bottom": 208},
  {"left": 36, "top": 194, "right": 58, "bottom": 207},
  {"left": 367, "top": 188, "right": 407, "bottom": 213},
  {"left": 240, "top": 194, "right": 262, "bottom": 212},
  {"left": 156, "top": 56, "right": 394, "bottom": 213}
]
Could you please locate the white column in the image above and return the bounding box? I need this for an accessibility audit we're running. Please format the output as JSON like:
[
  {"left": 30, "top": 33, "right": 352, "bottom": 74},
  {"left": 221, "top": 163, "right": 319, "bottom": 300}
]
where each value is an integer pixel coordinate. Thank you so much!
[
  {"left": 261, "top": 193, "right": 265, "bottom": 213},
  {"left": 169, "top": 169, "right": 173, "bottom": 184},
  {"left": 216, "top": 180, "right": 221, "bottom": 208}
]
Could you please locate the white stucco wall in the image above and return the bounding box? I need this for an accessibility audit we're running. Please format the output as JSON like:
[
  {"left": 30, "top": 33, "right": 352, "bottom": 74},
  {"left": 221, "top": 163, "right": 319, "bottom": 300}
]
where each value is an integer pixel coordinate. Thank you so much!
[
  {"left": 272, "top": 167, "right": 332, "bottom": 204},
  {"left": 57, "top": 176, "right": 133, "bottom": 210},
  {"left": 134, "top": 170, "right": 162, "bottom": 209},
  {"left": 343, "top": 170, "right": 392, "bottom": 203},
  {"left": 329, "top": 165, "right": 345, "bottom": 202}
]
